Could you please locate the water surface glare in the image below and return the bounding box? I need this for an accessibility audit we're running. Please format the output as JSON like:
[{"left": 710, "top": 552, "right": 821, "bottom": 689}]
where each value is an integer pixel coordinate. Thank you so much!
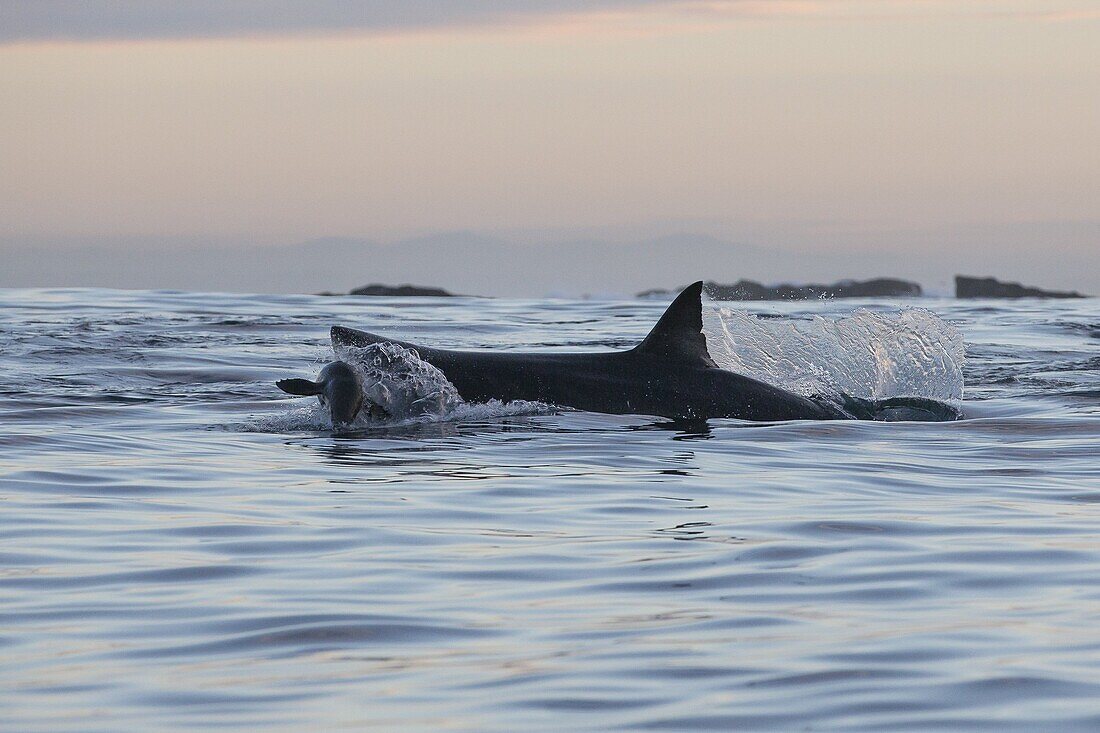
[{"left": 1, "top": 288, "right": 1098, "bottom": 731}]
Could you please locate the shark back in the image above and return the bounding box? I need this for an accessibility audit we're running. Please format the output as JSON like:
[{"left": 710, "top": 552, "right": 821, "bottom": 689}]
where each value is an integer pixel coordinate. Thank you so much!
[{"left": 331, "top": 281, "right": 714, "bottom": 368}]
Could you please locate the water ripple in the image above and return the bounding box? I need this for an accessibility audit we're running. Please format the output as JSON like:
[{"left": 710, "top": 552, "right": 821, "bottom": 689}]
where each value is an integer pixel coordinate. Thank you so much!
[{"left": 1, "top": 290, "right": 1098, "bottom": 731}]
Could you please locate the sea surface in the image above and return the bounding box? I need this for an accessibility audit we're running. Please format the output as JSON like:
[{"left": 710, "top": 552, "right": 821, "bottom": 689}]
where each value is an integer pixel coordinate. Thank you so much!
[{"left": 1, "top": 287, "right": 1098, "bottom": 732}]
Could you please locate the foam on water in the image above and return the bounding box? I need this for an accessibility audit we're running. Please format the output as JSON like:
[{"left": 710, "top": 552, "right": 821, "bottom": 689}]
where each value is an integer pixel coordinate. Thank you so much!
[{"left": 704, "top": 305, "right": 966, "bottom": 401}]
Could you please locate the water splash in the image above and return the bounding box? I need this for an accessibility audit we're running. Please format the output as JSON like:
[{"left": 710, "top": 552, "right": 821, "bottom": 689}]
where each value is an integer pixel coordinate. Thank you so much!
[
  {"left": 249, "top": 342, "right": 551, "bottom": 432},
  {"left": 336, "top": 342, "right": 464, "bottom": 420},
  {"left": 703, "top": 306, "right": 965, "bottom": 401}
]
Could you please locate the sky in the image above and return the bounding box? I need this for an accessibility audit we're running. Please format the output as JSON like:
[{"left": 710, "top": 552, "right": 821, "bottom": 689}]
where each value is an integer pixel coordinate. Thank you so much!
[{"left": 1, "top": 1, "right": 1098, "bottom": 295}]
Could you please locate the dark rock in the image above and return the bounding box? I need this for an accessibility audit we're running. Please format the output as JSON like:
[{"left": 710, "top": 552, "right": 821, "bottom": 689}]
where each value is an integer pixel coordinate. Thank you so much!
[
  {"left": 348, "top": 284, "right": 455, "bottom": 297},
  {"left": 955, "top": 275, "right": 1086, "bottom": 299},
  {"left": 636, "top": 287, "right": 675, "bottom": 298},
  {"left": 640, "top": 278, "right": 922, "bottom": 300}
]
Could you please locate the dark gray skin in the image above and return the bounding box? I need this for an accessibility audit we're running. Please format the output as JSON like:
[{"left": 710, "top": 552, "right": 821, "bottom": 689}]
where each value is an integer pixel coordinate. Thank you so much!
[
  {"left": 330, "top": 282, "right": 878, "bottom": 422},
  {"left": 276, "top": 360, "right": 381, "bottom": 428}
]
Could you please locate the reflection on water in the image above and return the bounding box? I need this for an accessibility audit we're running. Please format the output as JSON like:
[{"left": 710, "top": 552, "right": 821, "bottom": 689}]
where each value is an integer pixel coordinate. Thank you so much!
[
  {"left": 0, "top": 288, "right": 1098, "bottom": 732},
  {"left": 633, "top": 418, "right": 714, "bottom": 439}
]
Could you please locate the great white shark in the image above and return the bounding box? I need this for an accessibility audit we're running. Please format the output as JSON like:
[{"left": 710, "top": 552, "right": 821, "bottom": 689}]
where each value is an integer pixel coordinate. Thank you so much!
[{"left": 325, "top": 281, "right": 960, "bottom": 423}]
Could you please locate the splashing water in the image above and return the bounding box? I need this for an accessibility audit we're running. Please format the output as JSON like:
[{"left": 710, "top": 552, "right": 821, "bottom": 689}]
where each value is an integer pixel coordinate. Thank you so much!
[
  {"left": 339, "top": 342, "right": 551, "bottom": 425},
  {"left": 250, "top": 342, "right": 551, "bottom": 432},
  {"left": 703, "top": 306, "right": 965, "bottom": 401},
  {"left": 336, "top": 342, "right": 464, "bottom": 420}
]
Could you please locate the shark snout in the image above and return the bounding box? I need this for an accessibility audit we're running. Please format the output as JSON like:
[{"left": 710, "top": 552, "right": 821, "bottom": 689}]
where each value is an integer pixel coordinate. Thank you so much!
[{"left": 330, "top": 326, "right": 366, "bottom": 348}]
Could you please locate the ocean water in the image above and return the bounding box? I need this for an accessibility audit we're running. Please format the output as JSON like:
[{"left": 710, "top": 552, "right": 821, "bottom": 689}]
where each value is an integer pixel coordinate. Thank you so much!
[{"left": 1, "top": 287, "right": 1098, "bottom": 732}]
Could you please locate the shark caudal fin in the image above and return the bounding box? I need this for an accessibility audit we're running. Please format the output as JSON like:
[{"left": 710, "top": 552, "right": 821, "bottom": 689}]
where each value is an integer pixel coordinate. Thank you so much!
[
  {"left": 633, "top": 281, "right": 716, "bottom": 366},
  {"left": 276, "top": 378, "right": 322, "bottom": 396}
]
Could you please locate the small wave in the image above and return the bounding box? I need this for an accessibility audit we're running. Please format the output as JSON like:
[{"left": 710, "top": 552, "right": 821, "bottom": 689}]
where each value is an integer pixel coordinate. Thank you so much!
[{"left": 703, "top": 306, "right": 965, "bottom": 401}]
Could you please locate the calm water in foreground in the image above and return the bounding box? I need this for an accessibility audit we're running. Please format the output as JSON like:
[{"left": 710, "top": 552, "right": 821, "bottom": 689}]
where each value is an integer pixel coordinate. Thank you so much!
[{"left": 1, "top": 288, "right": 1098, "bottom": 732}]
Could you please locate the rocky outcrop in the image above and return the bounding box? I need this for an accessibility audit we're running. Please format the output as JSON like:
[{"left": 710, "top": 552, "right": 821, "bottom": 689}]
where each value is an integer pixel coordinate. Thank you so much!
[
  {"left": 955, "top": 276, "right": 1085, "bottom": 299},
  {"left": 640, "top": 278, "right": 922, "bottom": 300},
  {"left": 348, "top": 284, "right": 455, "bottom": 297}
]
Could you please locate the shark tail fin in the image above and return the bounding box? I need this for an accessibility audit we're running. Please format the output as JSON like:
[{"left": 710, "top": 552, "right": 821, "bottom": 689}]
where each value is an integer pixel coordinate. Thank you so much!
[
  {"left": 276, "top": 378, "right": 323, "bottom": 396},
  {"left": 634, "top": 281, "right": 716, "bottom": 366},
  {"left": 834, "top": 394, "right": 962, "bottom": 422}
]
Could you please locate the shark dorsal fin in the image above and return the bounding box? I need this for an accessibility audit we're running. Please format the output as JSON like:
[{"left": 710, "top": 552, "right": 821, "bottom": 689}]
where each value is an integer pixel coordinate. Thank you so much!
[{"left": 634, "top": 281, "right": 716, "bottom": 366}]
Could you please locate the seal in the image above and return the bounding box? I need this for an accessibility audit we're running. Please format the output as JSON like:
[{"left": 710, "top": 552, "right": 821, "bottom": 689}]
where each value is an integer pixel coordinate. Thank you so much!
[{"left": 276, "top": 360, "right": 388, "bottom": 428}]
